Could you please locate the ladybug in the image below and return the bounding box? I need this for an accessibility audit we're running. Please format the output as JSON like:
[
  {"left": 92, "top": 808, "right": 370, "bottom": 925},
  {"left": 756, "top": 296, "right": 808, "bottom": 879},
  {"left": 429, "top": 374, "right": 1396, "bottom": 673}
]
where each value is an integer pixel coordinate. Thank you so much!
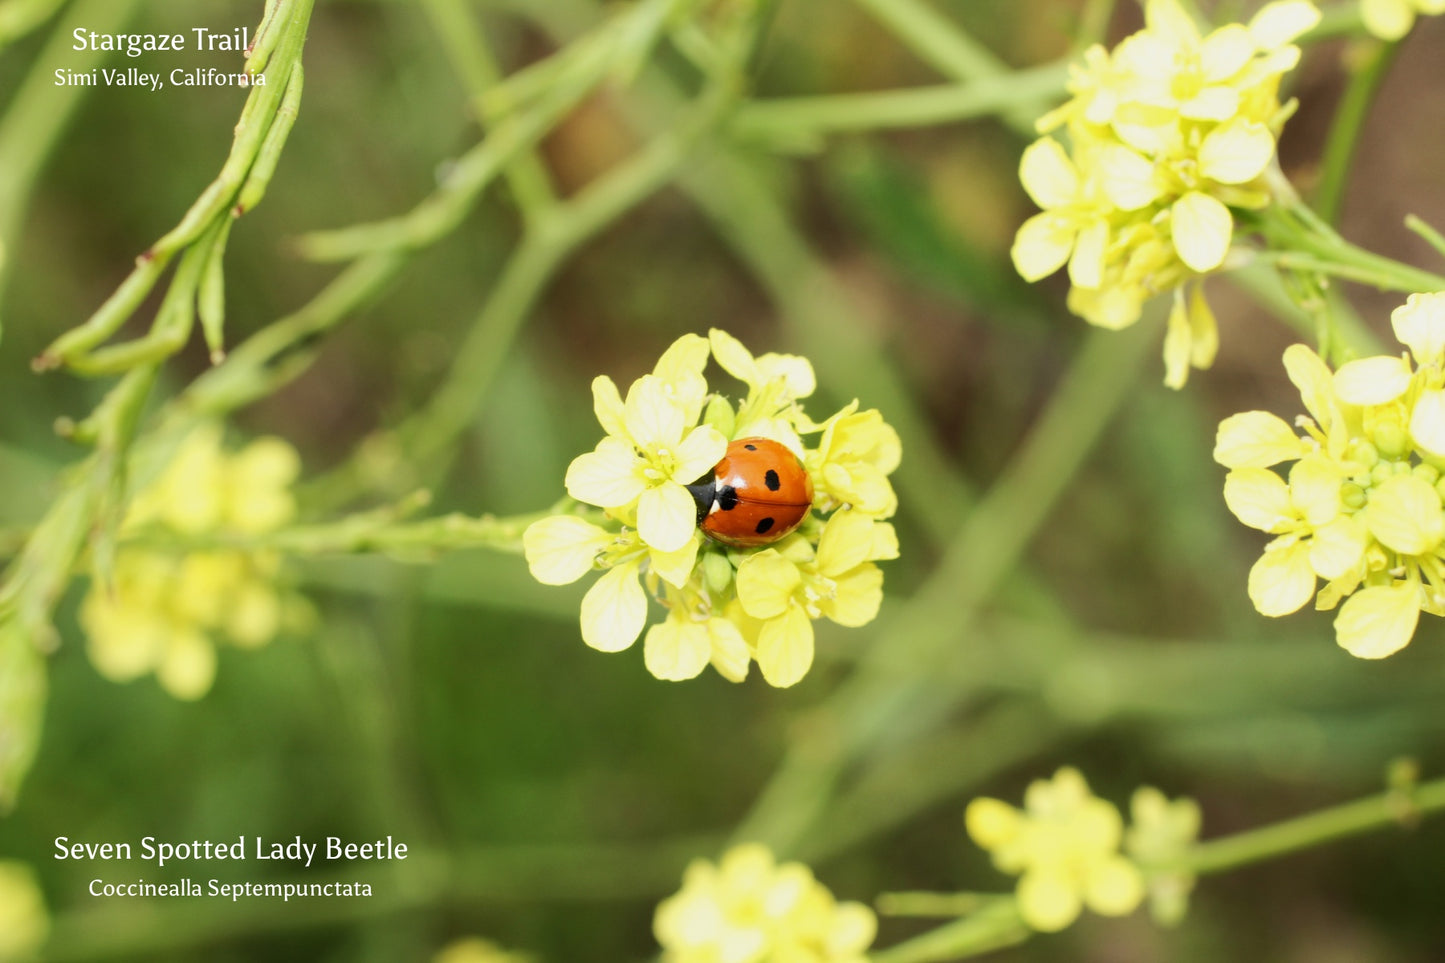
[{"left": 686, "top": 437, "right": 814, "bottom": 548}]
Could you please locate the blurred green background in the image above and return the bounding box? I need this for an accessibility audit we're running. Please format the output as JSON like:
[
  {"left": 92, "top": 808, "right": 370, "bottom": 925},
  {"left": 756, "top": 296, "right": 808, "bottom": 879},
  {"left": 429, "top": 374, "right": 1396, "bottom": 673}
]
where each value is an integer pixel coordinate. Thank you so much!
[{"left": 5, "top": 0, "right": 1445, "bottom": 960}]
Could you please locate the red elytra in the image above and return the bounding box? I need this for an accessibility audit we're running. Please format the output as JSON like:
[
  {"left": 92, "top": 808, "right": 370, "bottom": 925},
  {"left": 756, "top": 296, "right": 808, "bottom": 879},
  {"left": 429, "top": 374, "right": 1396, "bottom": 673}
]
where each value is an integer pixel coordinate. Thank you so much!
[{"left": 686, "top": 436, "right": 814, "bottom": 548}]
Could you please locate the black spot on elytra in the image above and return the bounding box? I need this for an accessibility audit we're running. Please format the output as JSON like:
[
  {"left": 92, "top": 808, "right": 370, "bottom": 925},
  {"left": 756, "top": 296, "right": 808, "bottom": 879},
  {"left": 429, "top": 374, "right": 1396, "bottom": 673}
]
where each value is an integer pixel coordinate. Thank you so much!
[
  {"left": 755, "top": 517, "right": 775, "bottom": 535},
  {"left": 744, "top": 443, "right": 757, "bottom": 450},
  {"left": 764, "top": 469, "right": 781, "bottom": 491},
  {"left": 717, "top": 486, "right": 739, "bottom": 511}
]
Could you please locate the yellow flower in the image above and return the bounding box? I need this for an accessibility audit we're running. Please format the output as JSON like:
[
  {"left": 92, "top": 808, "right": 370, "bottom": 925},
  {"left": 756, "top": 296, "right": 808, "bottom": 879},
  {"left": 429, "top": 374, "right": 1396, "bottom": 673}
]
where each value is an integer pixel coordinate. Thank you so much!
[
  {"left": 80, "top": 426, "right": 305, "bottom": 699},
  {"left": 0, "top": 861, "right": 47, "bottom": 961},
  {"left": 1361, "top": 0, "right": 1445, "bottom": 39},
  {"left": 567, "top": 364, "right": 728, "bottom": 554},
  {"left": 1011, "top": 137, "right": 1113, "bottom": 288},
  {"left": 965, "top": 767, "right": 1144, "bottom": 933},
  {"left": 1123, "top": 787, "right": 1201, "bottom": 926},
  {"left": 654, "top": 844, "right": 876, "bottom": 963},
  {"left": 806, "top": 403, "right": 901, "bottom": 518},
  {"left": 734, "top": 511, "right": 898, "bottom": 687},
  {"left": 525, "top": 331, "right": 901, "bottom": 687},
  {"left": 1016, "top": 0, "right": 1319, "bottom": 387},
  {"left": 128, "top": 425, "right": 300, "bottom": 534},
  {"left": 432, "top": 937, "right": 530, "bottom": 963},
  {"left": 1215, "top": 292, "right": 1445, "bottom": 658}
]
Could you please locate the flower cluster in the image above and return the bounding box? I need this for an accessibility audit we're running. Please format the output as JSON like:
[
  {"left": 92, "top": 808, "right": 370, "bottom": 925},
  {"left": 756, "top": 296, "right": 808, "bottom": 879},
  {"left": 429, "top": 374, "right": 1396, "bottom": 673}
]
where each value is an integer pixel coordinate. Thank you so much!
[
  {"left": 0, "top": 861, "right": 48, "bottom": 961},
  {"left": 653, "top": 843, "right": 876, "bottom": 963},
  {"left": 81, "top": 425, "right": 308, "bottom": 700},
  {"left": 1013, "top": 0, "right": 1320, "bottom": 387},
  {"left": 524, "top": 330, "right": 900, "bottom": 688},
  {"left": 1214, "top": 293, "right": 1445, "bottom": 659},
  {"left": 1361, "top": 0, "right": 1445, "bottom": 39},
  {"left": 965, "top": 767, "right": 1144, "bottom": 932}
]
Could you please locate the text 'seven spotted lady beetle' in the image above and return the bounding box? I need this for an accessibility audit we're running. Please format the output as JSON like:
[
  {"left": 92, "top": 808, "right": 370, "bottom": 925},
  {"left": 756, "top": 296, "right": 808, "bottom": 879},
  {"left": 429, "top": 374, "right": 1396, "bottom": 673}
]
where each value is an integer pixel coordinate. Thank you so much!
[{"left": 686, "top": 437, "right": 814, "bottom": 548}]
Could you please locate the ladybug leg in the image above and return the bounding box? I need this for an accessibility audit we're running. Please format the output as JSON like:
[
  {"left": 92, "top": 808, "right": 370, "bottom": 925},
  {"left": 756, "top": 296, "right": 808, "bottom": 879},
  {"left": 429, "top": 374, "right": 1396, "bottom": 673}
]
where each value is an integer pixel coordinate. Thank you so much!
[{"left": 685, "top": 473, "right": 716, "bottom": 525}]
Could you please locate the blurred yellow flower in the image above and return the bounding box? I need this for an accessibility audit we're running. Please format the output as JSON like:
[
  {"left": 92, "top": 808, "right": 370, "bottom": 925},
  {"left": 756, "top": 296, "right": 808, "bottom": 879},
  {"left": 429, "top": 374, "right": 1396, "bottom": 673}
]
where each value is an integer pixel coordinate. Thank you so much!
[
  {"left": 1016, "top": 0, "right": 1319, "bottom": 387},
  {"left": 654, "top": 843, "right": 876, "bottom": 963},
  {"left": 432, "top": 937, "right": 530, "bottom": 963},
  {"left": 1215, "top": 292, "right": 1445, "bottom": 658},
  {"left": 1361, "top": 0, "right": 1445, "bottom": 39},
  {"left": 1124, "top": 787, "right": 1201, "bottom": 926},
  {"left": 966, "top": 767, "right": 1144, "bottom": 932},
  {"left": 80, "top": 426, "right": 305, "bottom": 700},
  {"left": 0, "top": 861, "right": 48, "bottom": 962},
  {"left": 525, "top": 331, "right": 900, "bottom": 688}
]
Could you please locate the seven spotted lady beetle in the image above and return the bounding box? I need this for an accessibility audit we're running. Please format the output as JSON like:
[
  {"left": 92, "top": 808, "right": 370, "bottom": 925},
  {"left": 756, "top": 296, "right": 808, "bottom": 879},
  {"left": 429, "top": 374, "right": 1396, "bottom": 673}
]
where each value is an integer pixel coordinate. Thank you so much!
[{"left": 685, "top": 437, "right": 814, "bottom": 548}]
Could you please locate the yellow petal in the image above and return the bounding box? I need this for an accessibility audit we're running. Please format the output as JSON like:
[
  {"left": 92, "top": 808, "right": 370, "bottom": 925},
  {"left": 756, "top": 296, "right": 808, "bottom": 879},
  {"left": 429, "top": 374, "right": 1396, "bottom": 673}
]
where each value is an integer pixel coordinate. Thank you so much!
[
  {"left": 1099, "top": 146, "right": 1160, "bottom": 211},
  {"left": 1223, "top": 468, "right": 1295, "bottom": 532},
  {"left": 565, "top": 437, "right": 646, "bottom": 508},
  {"left": 822, "top": 563, "right": 884, "bottom": 627},
  {"left": 756, "top": 605, "right": 815, "bottom": 688},
  {"left": 1189, "top": 286, "right": 1220, "bottom": 368},
  {"left": 157, "top": 631, "right": 217, "bottom": 701},
  {"left": 827, "top": 902, "right": 879, "bottom": 954},
  {"left": 1198, "top": 121, "right": 1275, "bottom": 185},
  {"left": 1391, "top": 292, "right": 1445, "bottom": 366},
  {"left": 815, "top": 510, "right": 876, "bottom": 576},
  {"left": 755, "top": 352, "right": 817, "bottom": 400},
  {"left": 1333, "top": 356, "right": 1411, "bottom": 406},
  {"left": 1288, "top": 455, "right": 1342, "bottom": 526},
  {"left": 1017, "top": 869, "right": 1083, "bottom": 932},
  {"left": 1180, "top": 85, "right": 1241, "bottom": 122},
  {"left": 1198, "top": 24, "right": 1254, "bottom": 81},
  {"left": 1410, "top": 389, "right": 1445, "bottom": 456},
  {"left": 1335, "top": 582, "right": 1420, "bottom": 658},
  {"left": 1365, "top": 474, "right": 1443, "bottom": 555},
  {"left": 736, "top": 551, "right": 802, "bottom": 620},
  {"left": 649, "top": 532, "right": 701, "bottom": 589},
  {"left": 672, "top": 424, "right": 728, "bottom": 486},
  {"left": 580, "top": 562, "right": 646, "bottom": 652},
  {"left": 1214, "top": 411, "right": 1306, "bottom": 468},
  {"left": 591, "top": 375, "right": 627, "bottom": 438},
  {"left": 1068, "top": 219, "right": 1108, "bottom": 290},
  {"left": 707, "top": 617, "right": 751, "bottom": 683},
  {"left": 1247, "top": 539, "right": 1316, "bottom": 616},
  {"left": 643, "top": 618, "right": 711, "bottom": 681},
  {"left": 1145, "top": 0, "right": 1200, "bottom": 43},
  {"left": 1282, "top": 344, "right": 1338, "bottom": 428},
  {"left": 1361, "top": 0, "right": 1415, "bottom": 39},
  {"left": 638, "top": 482, "right": 701, "bottom": 553},
  {"left": 624, "top": 374, "right": 688, "bottom": 449},
  {"left": 708, "top": 328, "right": 757, "bottom": 385},
  {"left": 1309, "top": 516, "right": 1368, "bottom": 580},
  {"left": 1171, "top": 192, "right": 1233, "bottom": 272},
  {"left": 1012, "top": 213, "right": 1075, "bottom": 282},
  {"left": 523, "top": 515, "right": 609, "bottom": 585},
  {"left": 1019, "top": 137, "right": 1079, "bottom": 209},
  {"left": 965, "top": 798, "right": 1023, "bottom": 850},
  {"left": 1249, "top": 0, "right": 1322, "bottom": 47},
  {"left": 1083, "top": 856, "right": 1146, "bottom": 917}
]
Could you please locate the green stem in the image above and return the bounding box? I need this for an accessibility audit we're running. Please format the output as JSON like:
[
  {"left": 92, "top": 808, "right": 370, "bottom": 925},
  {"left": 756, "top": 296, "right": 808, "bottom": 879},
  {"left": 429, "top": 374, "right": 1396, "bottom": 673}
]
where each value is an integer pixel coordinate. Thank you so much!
[
  {"left": 1183, "top": 774, "right": 1445, "bottom": 875},
  {"left": 419, "top": 0, "right": 559, "bottom": 221},
  {"left": 730, "top": 62, "right": 1069, "bottom": 141},
  {"left": 871, "top": 900, "right": 1029, "bottom": 963},
  {"left": 847, "top": 0, "right": 1042, "bottom": 135},
  {"left": 1315, "top": 38, "right": 1397, "bottom": 226}
]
